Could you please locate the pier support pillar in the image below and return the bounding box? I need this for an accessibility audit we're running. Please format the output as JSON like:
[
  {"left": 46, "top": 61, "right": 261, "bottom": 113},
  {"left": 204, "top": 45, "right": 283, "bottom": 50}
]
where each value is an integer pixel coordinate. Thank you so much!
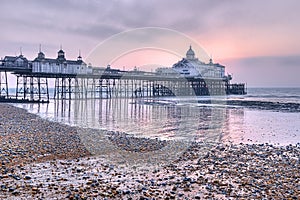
[{"left": 0, "top": 71, "right": 9, "bottom": 98}]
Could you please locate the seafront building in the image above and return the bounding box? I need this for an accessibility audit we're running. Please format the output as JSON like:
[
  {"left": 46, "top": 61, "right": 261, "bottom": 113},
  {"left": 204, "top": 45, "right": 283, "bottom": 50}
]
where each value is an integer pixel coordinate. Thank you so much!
[
  {"left": 156, "top": 46, "right": 226, "bottom": 79},
  {"left": 2, "top": 54, "right": 29, "bottom": 69},
  {"left": 32, "top": 48, "right": 92, "bottom": 75}
]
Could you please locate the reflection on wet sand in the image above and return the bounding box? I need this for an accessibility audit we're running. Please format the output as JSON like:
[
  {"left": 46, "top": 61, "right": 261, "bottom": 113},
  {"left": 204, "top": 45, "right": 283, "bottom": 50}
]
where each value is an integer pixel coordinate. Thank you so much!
[
  {"left": 17, "top": 97, "right": 300, "bottom": 145},
  {"left": 51, "top": 98, "right": 230, "bottom": 143}
]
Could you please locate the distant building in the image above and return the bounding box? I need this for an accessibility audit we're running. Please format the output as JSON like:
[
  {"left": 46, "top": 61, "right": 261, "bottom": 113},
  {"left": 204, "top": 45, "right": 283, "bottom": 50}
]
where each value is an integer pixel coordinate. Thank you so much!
[
  {"left": 156, "top": 46, "right": 225, "bottom": 79},
  {"left": 32, "top": 48, "right": 92, "bottom": 74},
  {"left": 2, "top": 54, "right": 29, "bottom": 68}
]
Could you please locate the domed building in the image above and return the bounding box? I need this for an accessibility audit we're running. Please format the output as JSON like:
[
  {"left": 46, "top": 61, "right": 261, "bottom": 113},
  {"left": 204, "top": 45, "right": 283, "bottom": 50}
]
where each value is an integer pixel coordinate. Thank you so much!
[
  {"left": 156, "top": 46, "right": 225, "bottom": 79},
  {"left": 32, "top": 47, "right": 92, "bottom": 74}
]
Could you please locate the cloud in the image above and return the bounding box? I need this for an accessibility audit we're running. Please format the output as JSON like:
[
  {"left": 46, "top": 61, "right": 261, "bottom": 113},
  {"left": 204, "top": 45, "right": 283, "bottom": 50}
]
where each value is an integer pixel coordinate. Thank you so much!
[
  {"left": 1, "top": 0, "right": 300, "bottom": 42},
  {"left": 0, "top": 0, "right": 300, "bottom": 87}
]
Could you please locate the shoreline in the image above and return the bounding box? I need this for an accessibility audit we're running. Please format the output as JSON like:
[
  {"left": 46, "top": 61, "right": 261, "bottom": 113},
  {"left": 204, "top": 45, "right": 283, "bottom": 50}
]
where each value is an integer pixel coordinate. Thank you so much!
[{"left": 0, "top": 103, "right": 299, "bottom": 199}]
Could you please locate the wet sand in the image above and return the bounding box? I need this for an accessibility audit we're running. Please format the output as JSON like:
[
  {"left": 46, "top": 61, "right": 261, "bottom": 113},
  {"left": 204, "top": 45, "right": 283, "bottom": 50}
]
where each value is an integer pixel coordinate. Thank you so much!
[
  {"left": 197, "top": 99, "right": 300, "bottom": 112},
  {"left": 0, "top": 104, "right": 299, "bottom": 199}
]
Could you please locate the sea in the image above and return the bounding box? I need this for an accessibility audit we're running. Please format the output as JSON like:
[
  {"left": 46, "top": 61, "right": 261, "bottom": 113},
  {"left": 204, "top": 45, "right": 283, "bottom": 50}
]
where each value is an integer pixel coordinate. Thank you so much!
[{"left": 14, "top": 88, "right": 300, "bottom": 146}]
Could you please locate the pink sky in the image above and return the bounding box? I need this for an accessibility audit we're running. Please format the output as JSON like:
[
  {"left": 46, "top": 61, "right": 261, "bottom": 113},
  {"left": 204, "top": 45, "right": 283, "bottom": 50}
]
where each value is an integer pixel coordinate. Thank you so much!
[{"left": 0, "top": 0, "right": 299, "bottom": 87}]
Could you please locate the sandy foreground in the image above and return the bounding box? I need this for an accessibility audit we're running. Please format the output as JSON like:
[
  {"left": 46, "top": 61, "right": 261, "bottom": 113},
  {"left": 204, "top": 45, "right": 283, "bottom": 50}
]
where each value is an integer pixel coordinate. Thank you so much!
[{"left": 0, "top": 104, "right": 299, "bottom": 199}]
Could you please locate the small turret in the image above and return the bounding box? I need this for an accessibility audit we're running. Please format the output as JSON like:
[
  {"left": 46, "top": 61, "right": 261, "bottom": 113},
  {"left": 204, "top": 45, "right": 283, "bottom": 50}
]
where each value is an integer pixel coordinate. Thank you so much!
[
  {"left": 38, "top": 51, "right": 45, "bottom": 59},
  {"left": 35, "top": 44, "right": 45, "bottom": 60},
  {"left": 77, "top": 50, "right": 82, "bottom": 62},
  {"left": 57, "top": 45, "right": 66, "bottom": 61}
]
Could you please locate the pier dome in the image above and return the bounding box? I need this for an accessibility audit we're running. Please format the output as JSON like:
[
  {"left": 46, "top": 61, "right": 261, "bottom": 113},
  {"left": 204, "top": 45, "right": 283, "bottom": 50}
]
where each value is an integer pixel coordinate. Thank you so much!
[
  {"left": 34, "top": 45, "right": 45, "bottom": 60},
  {"left": 186, "top": 45, "right": 195, "bottom": 60},
  {"left": 37, "top": 51, "right": 45, "bottom": 60},
  {"left": 57, "top": 49, "right": 66, "bottom": 61}
]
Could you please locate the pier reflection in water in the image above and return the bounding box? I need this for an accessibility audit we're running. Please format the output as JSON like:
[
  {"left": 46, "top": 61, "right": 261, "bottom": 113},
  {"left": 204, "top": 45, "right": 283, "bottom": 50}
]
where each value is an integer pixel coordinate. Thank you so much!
[
  {"left": 15, "top": 96, "right": 300, "bottom": 145},
  {"left": 20, "top": 98, "right": 235, "bottom": 143}
]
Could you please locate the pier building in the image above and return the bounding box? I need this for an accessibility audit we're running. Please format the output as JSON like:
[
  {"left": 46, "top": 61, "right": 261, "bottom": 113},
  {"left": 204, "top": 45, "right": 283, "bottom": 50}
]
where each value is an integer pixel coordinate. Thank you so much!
[{"left": 0, "top": 46, "right": 246, "bottom": 103}]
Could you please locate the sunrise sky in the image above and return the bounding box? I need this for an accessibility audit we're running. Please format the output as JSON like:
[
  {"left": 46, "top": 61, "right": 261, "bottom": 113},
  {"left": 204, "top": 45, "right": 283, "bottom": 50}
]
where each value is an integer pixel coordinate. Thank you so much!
[{"left": 0, "top": 0, "right": 299, "bottom": 87}]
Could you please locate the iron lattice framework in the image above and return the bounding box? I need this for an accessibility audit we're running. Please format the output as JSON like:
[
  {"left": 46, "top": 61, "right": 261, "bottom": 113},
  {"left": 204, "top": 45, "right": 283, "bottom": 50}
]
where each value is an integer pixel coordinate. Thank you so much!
[{"left": 16, "top": 75, "right": 49, "bottom": 102}]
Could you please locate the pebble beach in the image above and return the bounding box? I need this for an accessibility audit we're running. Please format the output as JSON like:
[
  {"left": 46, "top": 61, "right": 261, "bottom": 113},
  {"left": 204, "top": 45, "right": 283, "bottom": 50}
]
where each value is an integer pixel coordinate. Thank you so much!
[{"left": 0, "top": 104, "right": 299, "bottom": 199}]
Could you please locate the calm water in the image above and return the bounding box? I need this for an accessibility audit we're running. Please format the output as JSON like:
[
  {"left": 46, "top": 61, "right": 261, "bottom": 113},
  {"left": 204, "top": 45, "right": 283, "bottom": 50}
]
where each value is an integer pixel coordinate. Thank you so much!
[
  {"left": 15, "top": 88, "right": 300, "bottom": 145},
  {"left": 231, "top": 87, "right": 300, "bottom": 103}
]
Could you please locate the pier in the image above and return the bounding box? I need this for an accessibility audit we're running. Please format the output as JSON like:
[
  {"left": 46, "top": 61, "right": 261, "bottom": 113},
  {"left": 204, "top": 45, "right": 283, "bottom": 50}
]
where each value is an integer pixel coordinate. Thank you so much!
[{"left": 0, "top": 48, "right": 246, "bottom": 103}]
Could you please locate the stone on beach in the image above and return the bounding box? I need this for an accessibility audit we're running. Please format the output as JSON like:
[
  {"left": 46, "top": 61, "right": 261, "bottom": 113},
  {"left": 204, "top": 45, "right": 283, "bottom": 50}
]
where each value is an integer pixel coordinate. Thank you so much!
[{"left": 0, "top": 104, "right": 299, "bottom": 199}]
